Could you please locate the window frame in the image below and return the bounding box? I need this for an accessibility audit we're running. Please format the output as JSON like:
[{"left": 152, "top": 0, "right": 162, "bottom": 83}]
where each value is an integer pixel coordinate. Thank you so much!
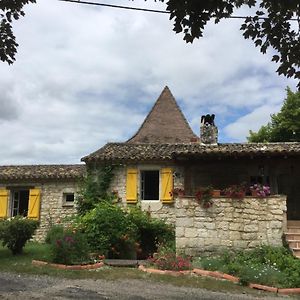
[
  {"left": 138, "top": 166, "right": 161, "bottom": 202},
  {"left": 62, "top": 192, "right": 75, "bottom": 207}
]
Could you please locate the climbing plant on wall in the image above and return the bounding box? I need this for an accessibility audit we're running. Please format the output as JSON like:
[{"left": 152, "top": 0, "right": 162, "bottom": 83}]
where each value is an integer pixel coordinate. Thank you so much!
[{"left": 76, "top": 165, "right": 115, "bottom": 215}]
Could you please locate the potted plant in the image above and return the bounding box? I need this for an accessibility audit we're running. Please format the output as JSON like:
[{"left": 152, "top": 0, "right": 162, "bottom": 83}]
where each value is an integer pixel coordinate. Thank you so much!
[
  {"left": 170, "top": 188, "right": 185, "bottom": 198},
  {"left": 250, "top": 184, "right": 271, "bottom": 197},
  {"left": 223, "top": 183, "right": 247, "bottom": 199},
  {"left": 195, "top": 186, "right": 213, "bottom": 208}
]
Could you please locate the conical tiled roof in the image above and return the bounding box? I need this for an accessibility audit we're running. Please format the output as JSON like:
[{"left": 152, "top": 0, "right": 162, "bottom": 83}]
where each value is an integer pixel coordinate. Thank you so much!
[{"left": 127, "top": 86, "right": 198, "bottom": 143}]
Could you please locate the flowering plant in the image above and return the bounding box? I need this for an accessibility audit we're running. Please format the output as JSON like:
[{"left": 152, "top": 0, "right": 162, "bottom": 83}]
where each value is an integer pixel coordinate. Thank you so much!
[
  {"left": 50, "top": 227, "right": 90, "bottom": 265},
  {"left": 250, "top": 184, "right": 271, "bottom": 197},
  {"left": 148, "top": 252, "right": 191, "bottom": 271},
  {"left": 170, "top": 188, "right": 185, "bottom": 197},
  {"left": 223, "top": 183, "right": 247, "bottom": 199},
  {"left": 195, "top": 186, "right": 213, "bottom": 208}
]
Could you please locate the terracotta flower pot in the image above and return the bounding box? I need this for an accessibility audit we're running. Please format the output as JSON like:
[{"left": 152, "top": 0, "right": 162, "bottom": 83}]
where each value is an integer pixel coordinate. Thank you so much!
[
  {"left": 212, "top": 190, "right": 221, "bottom": 197},
  {"left": 251, "top": 190, "right": 258, "bottom": 197}
]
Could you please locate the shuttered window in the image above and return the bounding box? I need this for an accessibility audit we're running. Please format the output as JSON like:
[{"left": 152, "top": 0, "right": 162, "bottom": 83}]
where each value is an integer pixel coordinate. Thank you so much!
[
  {"left": 28, "top": 189, "right": 41, "bottom": 220},
  {"left": 161, "top": 168, "right": 173, "bottom": 203},
  {"left": 126, "top": 168, "right": 138, "bottom": 203},
  {"left": 0, "top": 189, "right": 9, "bottom": 218}
]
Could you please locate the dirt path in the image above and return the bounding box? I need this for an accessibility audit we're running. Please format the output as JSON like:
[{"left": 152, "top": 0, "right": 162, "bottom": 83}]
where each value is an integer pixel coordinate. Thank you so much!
[{"left": 0, "top": 272, "right": 288, "bottom": 300}]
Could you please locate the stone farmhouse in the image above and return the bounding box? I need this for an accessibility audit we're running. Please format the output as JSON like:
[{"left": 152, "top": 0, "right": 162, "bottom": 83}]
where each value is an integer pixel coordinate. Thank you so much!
[{"left": 1, "top": 86, "right": 300, "bottom": 255}]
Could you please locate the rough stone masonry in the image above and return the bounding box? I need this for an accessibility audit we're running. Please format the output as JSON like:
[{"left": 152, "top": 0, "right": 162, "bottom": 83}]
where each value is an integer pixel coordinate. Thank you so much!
[{"left": 176, "top": 196, "right": 287, "bottom": 255}]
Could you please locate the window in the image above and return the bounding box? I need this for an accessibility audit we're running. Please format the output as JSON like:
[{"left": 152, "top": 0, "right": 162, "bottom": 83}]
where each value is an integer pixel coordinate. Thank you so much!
[
  {"left": 11, "top": 189, "right": 29, "bottom": 217},
  {"left": 63, "top": 193, "right": 75, "bottom": 206},
  {"left": 140, "top": 170, "right": 159, "bottom": 200}
]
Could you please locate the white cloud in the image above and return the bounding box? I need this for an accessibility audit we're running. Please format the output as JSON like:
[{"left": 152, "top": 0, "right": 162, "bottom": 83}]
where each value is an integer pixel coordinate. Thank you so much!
[
  {"left": 0, "top": 0, "right": 297, "bottom": 164},
  {"left": 223, "top": 104, "right": 281, "bottom": 142}
]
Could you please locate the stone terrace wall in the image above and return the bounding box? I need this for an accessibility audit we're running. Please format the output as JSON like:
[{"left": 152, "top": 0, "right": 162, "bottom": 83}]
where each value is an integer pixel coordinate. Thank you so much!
[{"left": 176, "top": 196, "right": 287, "bottom": 256}]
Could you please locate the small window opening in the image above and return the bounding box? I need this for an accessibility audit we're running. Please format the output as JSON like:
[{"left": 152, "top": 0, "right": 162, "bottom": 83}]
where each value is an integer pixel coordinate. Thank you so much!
[
  {"left": 64, "top": 193, "right": 75, "bottom": 202},
  {"left": 141, "top": 170, "right": 159, "bottom": 200}
]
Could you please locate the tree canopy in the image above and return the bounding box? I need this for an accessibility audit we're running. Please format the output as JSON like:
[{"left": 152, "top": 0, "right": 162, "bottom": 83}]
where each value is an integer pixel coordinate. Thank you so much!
[
  {"left": 154, "top": 0, "right": 300, "bottom": 88},
  {"left": 247, "top": 87, "right": 300, "bottom": 142},
  {"left": 0, "top": 0, "right": 35, "bottom": 64}
]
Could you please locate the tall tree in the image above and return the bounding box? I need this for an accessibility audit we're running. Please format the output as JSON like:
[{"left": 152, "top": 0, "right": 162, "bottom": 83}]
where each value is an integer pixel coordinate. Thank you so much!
[
  {"left": 0, "top": 0, "right": 36, "bottom": 64},
  {"left": 248, "top": 88, "right": 300, "bottom": 142},
  {"left": 153, "top": 0, "right": 300, "bottom": 88}
]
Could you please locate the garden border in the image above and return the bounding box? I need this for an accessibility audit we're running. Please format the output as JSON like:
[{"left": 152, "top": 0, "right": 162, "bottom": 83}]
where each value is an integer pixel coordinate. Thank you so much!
[
  {"left": 31, "top": 260, "right": 300, "bottom": 294},
  {"left": 32, "top": 260, "right": 104, "bottom": 270},
  {"left": 139, "top": 265, "right": 300, "bottom": 295}
]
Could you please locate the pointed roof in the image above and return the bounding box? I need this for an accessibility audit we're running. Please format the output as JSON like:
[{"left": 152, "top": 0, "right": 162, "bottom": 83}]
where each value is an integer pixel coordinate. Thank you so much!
[{"left": 127, "top": 86, "right": 198, "bottom": 143}]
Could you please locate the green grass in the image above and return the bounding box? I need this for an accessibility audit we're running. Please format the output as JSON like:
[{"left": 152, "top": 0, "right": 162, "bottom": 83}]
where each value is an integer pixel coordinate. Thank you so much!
[{"left": 0, "top": 242, "right": 273, "bottom": 297}]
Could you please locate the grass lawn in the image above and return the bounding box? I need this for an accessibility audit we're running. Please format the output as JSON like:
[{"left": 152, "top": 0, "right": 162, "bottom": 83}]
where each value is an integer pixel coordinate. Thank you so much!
[{"left": 0, "top": 242, "right": 271, "bottom": 297}]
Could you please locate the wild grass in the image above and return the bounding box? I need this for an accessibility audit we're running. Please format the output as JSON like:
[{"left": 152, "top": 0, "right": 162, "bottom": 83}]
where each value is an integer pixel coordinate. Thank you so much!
[{"left": 193, "top": 246, "right": 300, "bottom": 288}]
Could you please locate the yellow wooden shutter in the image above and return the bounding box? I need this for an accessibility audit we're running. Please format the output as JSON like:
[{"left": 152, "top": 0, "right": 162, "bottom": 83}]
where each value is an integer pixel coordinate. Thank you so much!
[
  {"left": 126, "top": 168, "right": 138, "bottom": 203},
  {"left": 28, "top": 188, "right": 41, "bottom": 220},
  {"left": 161, "top": 168, "right": 173, "bottom": 203},
  {"left": 0, "top": 189, "right": 9, "bottom": 218}
]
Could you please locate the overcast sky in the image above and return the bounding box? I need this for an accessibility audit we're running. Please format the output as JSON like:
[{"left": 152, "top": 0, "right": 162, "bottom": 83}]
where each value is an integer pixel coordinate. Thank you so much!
[{"left": 0, "top": 0, "right": 297, "bottom": 165}]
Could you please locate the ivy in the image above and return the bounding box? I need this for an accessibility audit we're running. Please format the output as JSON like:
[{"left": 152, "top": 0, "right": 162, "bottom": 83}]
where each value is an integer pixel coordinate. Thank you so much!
[{"left": 76, "top": 165, "right": 115, "bottom": 215}]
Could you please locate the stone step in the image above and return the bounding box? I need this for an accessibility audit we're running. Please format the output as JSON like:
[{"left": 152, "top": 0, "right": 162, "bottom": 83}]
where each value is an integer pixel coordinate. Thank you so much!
[
  {"left": 287, "top": 240, "right": 300, "bottom": 248},
  {"left": 103, "top": 259, "right": 146, "bottom": 267},
  {"left": 285, "top": 233, "right": 300, "bottom": 240},
  {"left": 287, "top": 228, "right": 300, "bottom": 234},
  {"left": 287, "top": 220, "right": 300, "bottom": 227}
]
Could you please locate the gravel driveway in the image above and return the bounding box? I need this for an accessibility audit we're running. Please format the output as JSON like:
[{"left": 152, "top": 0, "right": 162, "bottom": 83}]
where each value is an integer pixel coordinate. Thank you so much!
[{"left": 0, "top": 272, "right": 290, "bottom": 300}]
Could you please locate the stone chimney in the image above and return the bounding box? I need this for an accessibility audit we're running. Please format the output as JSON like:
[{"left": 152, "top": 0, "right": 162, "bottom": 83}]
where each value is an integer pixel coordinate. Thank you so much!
[{"left": 200, "top": 114, "right": 218, "bottom": 145}]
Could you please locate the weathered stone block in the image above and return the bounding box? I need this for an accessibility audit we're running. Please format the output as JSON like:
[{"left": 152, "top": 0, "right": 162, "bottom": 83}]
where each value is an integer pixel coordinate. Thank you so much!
[
  {"left": 185, "top": 228, "right": 198, "bottom": 238},
  {"left": 244, "top": 224, "right": 258, "bottom": 232}
]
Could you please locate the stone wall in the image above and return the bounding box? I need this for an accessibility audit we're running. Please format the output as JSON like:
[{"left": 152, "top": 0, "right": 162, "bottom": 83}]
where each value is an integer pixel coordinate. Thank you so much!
[
  {"left": 34, "top": 181, "right": 78, "bottom": 241},
  {"left": 176, "top": 196, "right": 287, "bottom": 256}
]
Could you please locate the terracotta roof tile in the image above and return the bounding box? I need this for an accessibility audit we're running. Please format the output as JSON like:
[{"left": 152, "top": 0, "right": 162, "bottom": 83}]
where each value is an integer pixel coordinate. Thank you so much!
[
  {"left": 127, "top": 86, "right": 198, "bottom": 143},
  {"left": 82, "top": 142, "right": 300, "bottom": 163},
  {"left": 0, "top": 164, "right": 86, "bottom": 181}
]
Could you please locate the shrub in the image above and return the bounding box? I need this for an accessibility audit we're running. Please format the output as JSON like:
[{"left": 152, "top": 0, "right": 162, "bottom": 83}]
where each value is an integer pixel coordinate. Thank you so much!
[
  {"left": 49, "top": 227, "right": 90, "bottom": 265},
  {"left": 79, "top": 201, "right": 138, "bottom": 258},
  {"left": 127, "top": 207, "right": 175, "bottom": 259},
  {"left": 0, "top": 216, "right": 39, "bottom": 255},
  {"left": 45, "top": 225, "right": 64, "bottom": 244}
]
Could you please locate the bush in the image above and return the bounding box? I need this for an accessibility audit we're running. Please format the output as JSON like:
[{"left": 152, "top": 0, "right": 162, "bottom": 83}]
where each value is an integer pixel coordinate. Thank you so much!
[
  {"left": 49, "top": 227, "right": 90, "bottom": 265},
  {"left": 79, "top": 201, "right": 138, "bottom": 258},
  {"left": 0, "top": 216, "right": 39, "bottom": 255},
  {"left": 45, "top": 225, "right": 64, "bottom": 244},
  {"left": 127, "top": 207, "right": 175, "bottom": 259},
  {"left": 75, "top": 202, "right": 175, "bottom": 259}
]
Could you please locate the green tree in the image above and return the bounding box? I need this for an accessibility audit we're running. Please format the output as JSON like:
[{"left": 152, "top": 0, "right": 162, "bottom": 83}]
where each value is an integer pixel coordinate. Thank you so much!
[
  {"left": 248, "top": 88, "right": 300, "bottom": 142},
  {"left": 0, "top": 0, "right": 36, "bottom": 64},
  {"left": 152, "top": 0, "right": 300, "bottom": 88}
]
